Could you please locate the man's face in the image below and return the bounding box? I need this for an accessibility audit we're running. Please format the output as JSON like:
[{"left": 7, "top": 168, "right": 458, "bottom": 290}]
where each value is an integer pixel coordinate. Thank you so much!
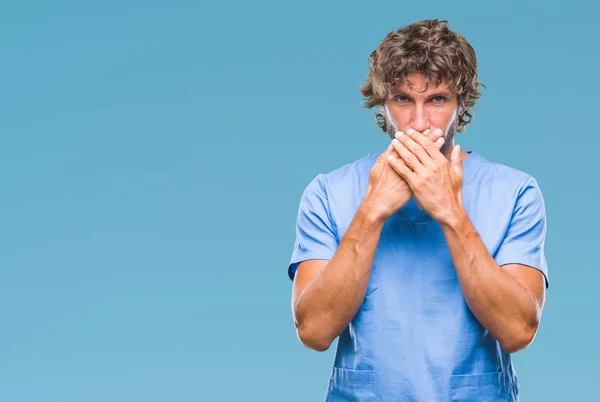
[{"left": 380, "top": 72, "right": 459, "bottom": 155}]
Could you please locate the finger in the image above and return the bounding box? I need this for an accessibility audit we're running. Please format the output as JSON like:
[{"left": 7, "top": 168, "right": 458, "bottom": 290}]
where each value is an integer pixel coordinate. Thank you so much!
[
  {"left": 393, "top": 131, "right": 430, "bottom": 170},
  {"left": 425, "top": 129, "right": 445, "bottom": 154},
  {"left": 450, "top": 144, "right": 463, "bottom": 175},
  {"left": 387, "top": 152, "right": 416, "bottom": 183},
  {"left": 386, "top": 147, "right": 408, "bottom": 170},
  {"left": 372, "top": 145, "right": 393, "bottom": 177},
  {"left": 428, "top": 130, "right": 445, "bottom": 150},
  {"left": 377, "top": 143, "right": 394, "bottom": 164},
  {"left": 427, "top": 128, "right": 444, "bottom": 141},
  {"left": 406, "top": 128, "right": 445, "bottom": 162}
]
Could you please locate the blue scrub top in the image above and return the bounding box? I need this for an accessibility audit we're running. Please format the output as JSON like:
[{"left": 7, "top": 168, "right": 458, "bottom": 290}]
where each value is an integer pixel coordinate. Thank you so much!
[{"left": 288, "top": 150, "right": 549, "bottom": 401}]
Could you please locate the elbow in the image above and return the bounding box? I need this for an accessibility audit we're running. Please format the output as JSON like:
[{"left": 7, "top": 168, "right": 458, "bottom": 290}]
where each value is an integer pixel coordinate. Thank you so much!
[
  {"left": 296, "top": 324, "right": 335, "bottom": 352},
  {"left": 500, "top": 321, "right": 539, "bottom": 353}
]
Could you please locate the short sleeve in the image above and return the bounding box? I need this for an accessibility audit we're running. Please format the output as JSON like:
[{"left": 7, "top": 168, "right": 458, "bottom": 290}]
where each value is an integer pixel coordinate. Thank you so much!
[
  {"left": 287, "top": 174, "right": 338, "bottom": 281},
  {"left": 494, "top": 177, "right": 549, "bottom": 288}
]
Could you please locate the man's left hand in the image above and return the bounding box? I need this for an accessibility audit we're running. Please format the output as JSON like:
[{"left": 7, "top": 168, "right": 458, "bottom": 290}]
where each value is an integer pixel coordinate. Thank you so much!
[{"left": 387, "top": 128, "right": 464, "bottom": 225}]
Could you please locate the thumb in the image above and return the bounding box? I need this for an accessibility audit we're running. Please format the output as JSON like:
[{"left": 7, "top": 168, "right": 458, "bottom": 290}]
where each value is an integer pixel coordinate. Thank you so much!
[
  {"left": 375, "top": 144, "right": 391, "bottom": 165},
  {"left": 451, "top": 144, "right": 463, "bottom": 175}
]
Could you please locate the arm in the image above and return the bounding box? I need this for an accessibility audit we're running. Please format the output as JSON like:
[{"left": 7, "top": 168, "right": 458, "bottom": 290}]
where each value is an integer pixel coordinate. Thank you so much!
[
  {"left": 292, "top": 203, "right": 384, "bottom": 352},
  {"left": 388, "top": 129, "right": 548, "bottom": 353},
  {"left": 440, "top": 208, "right": 546, "bottom": 353},
  {"left": 291, "top": 132, "right": 445, "bottom": 352}
]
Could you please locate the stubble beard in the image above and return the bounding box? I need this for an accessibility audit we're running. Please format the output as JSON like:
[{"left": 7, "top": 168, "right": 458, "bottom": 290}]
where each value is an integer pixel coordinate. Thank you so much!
[{"left": 384, "top": 109, "right": 459, "bottom": 158}]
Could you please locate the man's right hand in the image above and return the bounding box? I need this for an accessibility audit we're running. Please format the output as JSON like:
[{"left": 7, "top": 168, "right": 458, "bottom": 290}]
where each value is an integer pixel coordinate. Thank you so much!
[{"left": 362, "top": 128, "right": 445, "bottom": 222}]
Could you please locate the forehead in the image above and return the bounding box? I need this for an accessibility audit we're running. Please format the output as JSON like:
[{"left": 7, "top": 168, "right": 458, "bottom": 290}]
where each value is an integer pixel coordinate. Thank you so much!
[{"left": 389, "top": 74, "right": 454, "bottom": 97}]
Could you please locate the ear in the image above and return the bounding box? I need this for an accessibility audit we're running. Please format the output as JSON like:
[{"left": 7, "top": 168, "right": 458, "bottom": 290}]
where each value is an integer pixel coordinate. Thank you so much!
[{"left": 379, "top": 105, "right": 386, "bottom": 116}]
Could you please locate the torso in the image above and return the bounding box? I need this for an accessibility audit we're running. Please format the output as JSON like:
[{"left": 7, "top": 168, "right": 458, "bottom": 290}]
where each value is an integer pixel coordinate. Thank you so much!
[{"left": 321, "top": 150, "right": 526, "bottom": 401}]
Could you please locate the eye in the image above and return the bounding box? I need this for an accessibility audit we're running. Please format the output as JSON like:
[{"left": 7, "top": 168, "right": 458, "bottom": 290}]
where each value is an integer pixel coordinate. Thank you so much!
[
  {"left": 431, "top": 96, "right": 446, "bottom": 104},
  {"left": 394, "top": 96, "right": 409, "bottom": 103}
]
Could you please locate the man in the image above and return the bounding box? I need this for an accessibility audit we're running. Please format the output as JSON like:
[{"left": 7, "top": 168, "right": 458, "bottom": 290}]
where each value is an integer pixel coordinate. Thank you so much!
[{"left": 287, "top": 19, "right": 548, "bottom": 401}]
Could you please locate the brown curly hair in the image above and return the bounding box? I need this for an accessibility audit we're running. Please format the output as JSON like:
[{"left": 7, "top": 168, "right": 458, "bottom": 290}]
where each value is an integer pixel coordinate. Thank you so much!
[{"left": 359, "top": 19, "right": 485, "bottom": 133}]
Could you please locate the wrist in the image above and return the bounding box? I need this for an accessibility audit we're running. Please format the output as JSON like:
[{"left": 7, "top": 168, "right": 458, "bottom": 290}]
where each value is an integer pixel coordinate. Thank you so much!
[
  {"left": 357, "top": 200, "right": 387, "bottom": 226},
  {"left": 438, "top": 203, "right": 469, "bottom": 231}
]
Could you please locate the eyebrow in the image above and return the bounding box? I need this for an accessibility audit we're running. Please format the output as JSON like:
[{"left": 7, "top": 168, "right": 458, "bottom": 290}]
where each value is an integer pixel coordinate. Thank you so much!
[{"left": 390, "top": 88, "right": 454, "bottom": 98}]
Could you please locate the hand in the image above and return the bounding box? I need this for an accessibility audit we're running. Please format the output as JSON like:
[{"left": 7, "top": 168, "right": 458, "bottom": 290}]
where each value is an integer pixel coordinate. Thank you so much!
[
  {"left": 388, "top": 128, "right": 464, "bottom": 225},
  {"left": 363, "top": 129, "right": 445, "bottom": 222}
]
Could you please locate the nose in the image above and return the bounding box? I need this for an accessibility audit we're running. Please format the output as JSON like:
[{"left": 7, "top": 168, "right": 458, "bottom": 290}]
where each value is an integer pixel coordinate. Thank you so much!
[{"left": 411, "top": 104, "right": 429, "bottom": 133}]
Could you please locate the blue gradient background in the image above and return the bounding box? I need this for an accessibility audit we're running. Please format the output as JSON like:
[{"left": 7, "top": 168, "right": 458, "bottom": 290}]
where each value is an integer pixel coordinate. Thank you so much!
[{"left": 1, "top": 1, "right": 596, "bottom": 401}]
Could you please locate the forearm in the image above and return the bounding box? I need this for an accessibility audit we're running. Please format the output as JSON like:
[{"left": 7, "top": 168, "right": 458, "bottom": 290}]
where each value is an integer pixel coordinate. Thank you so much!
[
  {"left": 440, "top": 208, "right": 539, "bottom": 353},
  {"left": 294, "top": 202, "right": 385, "bottom": 349}
]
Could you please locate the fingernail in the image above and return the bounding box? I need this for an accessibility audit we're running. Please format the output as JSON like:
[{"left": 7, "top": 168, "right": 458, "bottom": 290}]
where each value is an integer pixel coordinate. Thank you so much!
[
  {"left": 436, "top": 128, "right": 443, "bottom": 136},
  {"left": 395, "top": 131, "right": 403, "bottom": 138},
  {"left": 406, "top": 129, "right": 415, "bottom": 135},
  {"left": 392, "top": 138, "right": 399, "bottom": 145}
]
